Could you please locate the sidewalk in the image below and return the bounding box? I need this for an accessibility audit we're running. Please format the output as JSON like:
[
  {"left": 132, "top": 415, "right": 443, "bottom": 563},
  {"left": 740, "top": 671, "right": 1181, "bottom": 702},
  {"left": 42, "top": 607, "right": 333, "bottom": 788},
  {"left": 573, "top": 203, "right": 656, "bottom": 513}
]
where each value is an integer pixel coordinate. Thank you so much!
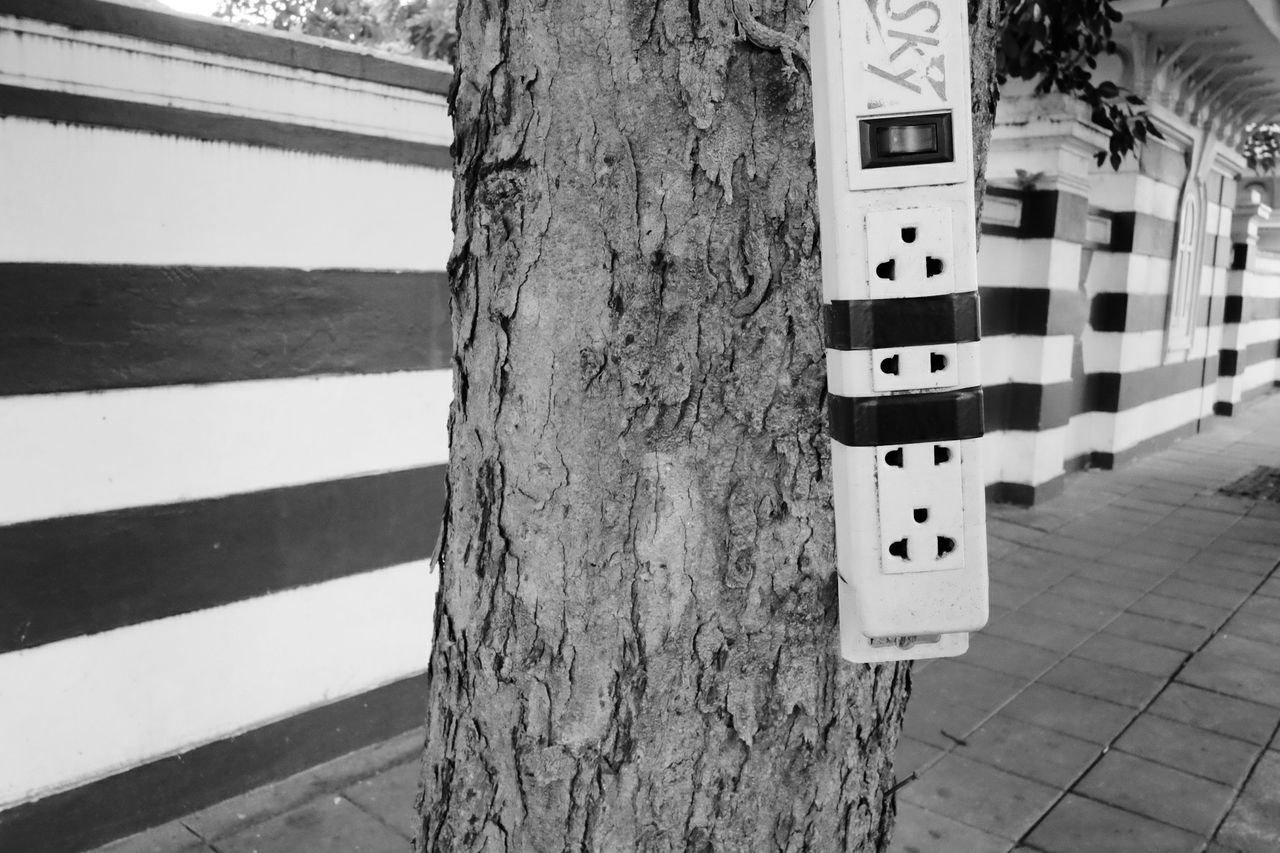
[{"left": 96, "top": 395, "right": 1280, "bottom": 853}]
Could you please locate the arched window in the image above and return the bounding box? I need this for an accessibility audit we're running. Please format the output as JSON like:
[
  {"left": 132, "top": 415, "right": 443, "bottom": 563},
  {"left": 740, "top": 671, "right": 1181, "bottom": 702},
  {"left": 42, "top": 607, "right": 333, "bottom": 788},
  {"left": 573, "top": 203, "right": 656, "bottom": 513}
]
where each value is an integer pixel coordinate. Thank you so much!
[{"left": 1166, "top": 181, "right": 1205, "bottom": 353}]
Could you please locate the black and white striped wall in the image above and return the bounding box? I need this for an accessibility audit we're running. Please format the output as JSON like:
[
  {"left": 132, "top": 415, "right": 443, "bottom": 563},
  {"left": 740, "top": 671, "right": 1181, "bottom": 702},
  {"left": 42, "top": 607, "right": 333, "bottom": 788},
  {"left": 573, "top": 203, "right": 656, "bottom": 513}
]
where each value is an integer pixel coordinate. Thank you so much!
[
  {"left": 0, "top": 2, "right": 450, "bottom": 849},
  {"left": 977, "top": 92, "right": 1276, "bottom": 505},
  {"left": 1218, "top": 182, "right": 1280, "bottom": 413}
]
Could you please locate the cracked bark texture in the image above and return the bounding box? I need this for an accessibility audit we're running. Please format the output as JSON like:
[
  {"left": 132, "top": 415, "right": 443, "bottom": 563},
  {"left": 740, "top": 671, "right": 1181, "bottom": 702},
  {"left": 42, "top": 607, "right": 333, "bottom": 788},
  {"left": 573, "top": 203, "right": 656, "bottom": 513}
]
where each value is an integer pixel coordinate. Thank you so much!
[{"left": 420, "top": 1, "right": 1001, "bottom": 850}]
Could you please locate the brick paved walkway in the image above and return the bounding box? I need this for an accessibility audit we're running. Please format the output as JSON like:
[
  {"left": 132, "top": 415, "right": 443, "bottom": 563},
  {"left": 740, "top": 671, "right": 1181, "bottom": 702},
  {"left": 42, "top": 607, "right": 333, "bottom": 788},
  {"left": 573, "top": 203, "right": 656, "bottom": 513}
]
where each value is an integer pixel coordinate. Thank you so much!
[{"left": 96, "top": 395, "right": 1280, "bottom": 853}]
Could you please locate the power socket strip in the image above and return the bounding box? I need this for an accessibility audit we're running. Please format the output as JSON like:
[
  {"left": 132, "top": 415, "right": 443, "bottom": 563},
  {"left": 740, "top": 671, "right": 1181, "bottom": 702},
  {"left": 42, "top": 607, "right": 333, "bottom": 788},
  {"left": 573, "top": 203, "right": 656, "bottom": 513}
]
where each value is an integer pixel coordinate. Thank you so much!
[{"left": 811, "top": 0, "right": 989, "bottom": 663}]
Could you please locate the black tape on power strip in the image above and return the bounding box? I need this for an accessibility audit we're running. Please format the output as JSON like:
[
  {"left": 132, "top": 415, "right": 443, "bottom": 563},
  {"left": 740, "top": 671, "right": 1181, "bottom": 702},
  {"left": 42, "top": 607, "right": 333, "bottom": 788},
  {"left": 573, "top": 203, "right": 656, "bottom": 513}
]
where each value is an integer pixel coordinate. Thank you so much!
[
  {"left": 828, "top": 388, "right": 985, "bottom": 447},
  {"left": 824, "top": 292, "right": 979, "bottom": 351}
]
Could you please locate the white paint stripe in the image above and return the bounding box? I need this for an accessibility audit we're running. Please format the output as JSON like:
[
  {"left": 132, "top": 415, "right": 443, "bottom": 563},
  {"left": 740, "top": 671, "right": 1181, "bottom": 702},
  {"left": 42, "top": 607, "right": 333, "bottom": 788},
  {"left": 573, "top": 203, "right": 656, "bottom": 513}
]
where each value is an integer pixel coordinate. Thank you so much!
[
  {"left": 0, "top": 370, "right": 451, "bottom": 526},
  {"left": 997, "top": 426, "right": 1067, "bottom": 486},
  {"left": 1088, "top": 172, "right": 1181, "bottom": 218},
  {"left": 0, "top": 119, "right": 452, "bottom": 269},
  {"left": 1240, "top": 359, "right": 1279, "bottom": 397},
  {"left": 0, "top": 561, "right": 437, "bottom": 807},
  {"left": 979, "top": 335, "right": 1074, "bottom": 386},
  {"left": 0, "top": 17, "right": 452, "bottom": 146},
  {"left": 978, "top": 237, "right": 1081, "bottom": 290},
  {"left": 1112, "top": 385, "right": 1208, "bottom": 452}
]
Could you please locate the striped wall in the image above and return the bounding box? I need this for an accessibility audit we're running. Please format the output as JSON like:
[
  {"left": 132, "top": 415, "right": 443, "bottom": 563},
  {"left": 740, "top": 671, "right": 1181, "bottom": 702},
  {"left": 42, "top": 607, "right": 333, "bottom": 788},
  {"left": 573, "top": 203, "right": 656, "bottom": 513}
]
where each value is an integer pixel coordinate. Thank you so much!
[
  {"left": 1218, "top": 188, "right": 1280, "bottom": 413},
  {"left": 0, "top": 3, "right": 451, "bottom": 850},
  {"left": 977, "top": 101, "right": 1279, "bottom": 504}
]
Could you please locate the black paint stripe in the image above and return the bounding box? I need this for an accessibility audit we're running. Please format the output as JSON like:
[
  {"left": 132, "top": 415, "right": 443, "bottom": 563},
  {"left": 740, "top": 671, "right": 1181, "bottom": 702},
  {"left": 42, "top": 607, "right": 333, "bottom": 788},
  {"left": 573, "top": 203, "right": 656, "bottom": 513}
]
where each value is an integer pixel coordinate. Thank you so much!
[
  {"left": 1088, "top": 292, "right": 1217, "bottom": 334},
  {"left": 828, "top": 389, "right": 984, "bottom": 446},
  {"left": 0, "top": 673, "right": 427, "bottom": 853},
  {"left": 984, "top": 381, "right": 1074, "bottom": 432},
  {"left": 980, "top": 287, "right": 1086, "bottom": 337},
  {"left": 0, "top": 0, "right": 451, "bottom": 94},
  {"left": 0, "top": 466, "right": 444, "bottom": 653},
  {"left": 1086, "top": 357, "right": 1216, "bottom": 413},
  {"left": 1220, "top": 350, "right": 1239, "bottom": 377},
  {"left": 987, "top": 474, "right": 1065, "bottom": 507},
  {"left": 0, "top": 265, "right": 449, "bottom": 396},
  {"left": 1223, "top": 295, "right": 1244, "bottom": 324},
  {"left": 823, "top": 292, "right": 978, "bottom": 350},
  {"left": 980, "top": 188, "right": 1088, "bottom": 242},
  {"left": 1108, "top": 212, "right": 1177, "bottom": 257},
  {"left": 0, "top": 85, "right": 451, "bottom": 168}
]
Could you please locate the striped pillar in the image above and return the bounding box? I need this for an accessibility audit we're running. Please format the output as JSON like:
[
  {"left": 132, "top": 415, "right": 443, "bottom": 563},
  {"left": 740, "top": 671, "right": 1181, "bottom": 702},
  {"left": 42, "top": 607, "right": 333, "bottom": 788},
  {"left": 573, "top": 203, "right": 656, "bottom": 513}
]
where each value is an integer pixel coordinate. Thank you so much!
[
  {"left": 979, "top": 95, "right": 1105, "bottom": 505},
  {"left": 0, "top": 3, "right": 451, "bottom": 850},
  {"left": 1218, "top": 191, "right": 1279, "bottom": 413},
  {"left": 1077, "top": 133, "right": 1238, "bottom": 469}
]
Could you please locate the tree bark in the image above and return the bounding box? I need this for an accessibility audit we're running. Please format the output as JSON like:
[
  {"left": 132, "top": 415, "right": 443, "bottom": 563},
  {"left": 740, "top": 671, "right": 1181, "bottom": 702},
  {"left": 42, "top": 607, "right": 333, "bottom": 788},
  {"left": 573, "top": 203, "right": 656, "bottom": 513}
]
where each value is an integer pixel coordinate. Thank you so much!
[{"left": 420, "top": 2, "right": 1001, "bottom": 850}]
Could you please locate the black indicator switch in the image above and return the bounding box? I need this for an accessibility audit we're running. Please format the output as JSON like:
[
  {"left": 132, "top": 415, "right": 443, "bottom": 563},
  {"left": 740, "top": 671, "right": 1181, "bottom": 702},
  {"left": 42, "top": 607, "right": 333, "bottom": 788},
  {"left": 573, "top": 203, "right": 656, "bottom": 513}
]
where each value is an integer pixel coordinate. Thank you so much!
[{"left": 859, "top": 113, "right": 954, "bottom": 169}]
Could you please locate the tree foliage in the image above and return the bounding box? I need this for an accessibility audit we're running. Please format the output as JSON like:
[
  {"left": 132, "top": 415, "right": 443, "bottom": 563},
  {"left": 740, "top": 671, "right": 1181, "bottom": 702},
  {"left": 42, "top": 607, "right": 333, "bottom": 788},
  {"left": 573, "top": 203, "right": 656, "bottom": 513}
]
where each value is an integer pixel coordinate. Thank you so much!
[
  {"left": 997, "top": 0, "right": 1162, "bottom": 169},
  {"left": 1243, "top": 124, "right": 1280, "bottom": 173},
  {"left": 214, "top": 0, "right": 456, "bottom": 62}
]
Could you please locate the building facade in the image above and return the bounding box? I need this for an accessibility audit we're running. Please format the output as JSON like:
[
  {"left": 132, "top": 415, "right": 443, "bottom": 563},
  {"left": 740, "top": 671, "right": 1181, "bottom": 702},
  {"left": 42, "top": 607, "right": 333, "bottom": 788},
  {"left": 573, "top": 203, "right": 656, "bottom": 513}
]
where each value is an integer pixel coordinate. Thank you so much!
[{"left": 979, "top": 0, "right": 1280, "bottom": 504}]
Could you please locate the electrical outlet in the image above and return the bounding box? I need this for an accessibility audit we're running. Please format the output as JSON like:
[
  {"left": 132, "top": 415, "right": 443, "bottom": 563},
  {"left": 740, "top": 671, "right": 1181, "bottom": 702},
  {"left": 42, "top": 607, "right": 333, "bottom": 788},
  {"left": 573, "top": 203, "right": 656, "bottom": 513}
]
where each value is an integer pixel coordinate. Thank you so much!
[
  {"left": 866, "top": 207, "right": 956, "bottom": 299},
  {"left": 830, "top": 438, "right": 988, "bottom": 640},
  {"left": 871, "top": 343, "right": 959, "bottom": 393},
  {"left": 876, "top": 441, "right": 965, "bottom": 573}
]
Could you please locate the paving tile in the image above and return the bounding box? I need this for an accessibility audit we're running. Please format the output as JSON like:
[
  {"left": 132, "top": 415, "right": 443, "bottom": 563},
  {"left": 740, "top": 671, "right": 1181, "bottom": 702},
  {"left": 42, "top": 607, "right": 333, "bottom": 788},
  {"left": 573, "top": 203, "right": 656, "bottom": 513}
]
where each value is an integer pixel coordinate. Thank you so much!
[
  {"left": 1114, "top": 713, "right": 1263, "bottom": 787},
  {"left": 1223, "top": 612, "right": 1280, "bottom": 648},
  {"left": 1202, "top": 633, "right": 1280, "bottom": 676},
  {"left": 910, "top": 660, "right": 1028, "bottom": 714},
  {"left": 1127, "top": 592, "right": 1231, "bottom": 630},
  {"left": 983, "top": 611, "right": 1093, "bottom": 654},
  {"left": 1071, "top": 631, "right": 1187, "bottom": 678},
  {"left": 899, "top": 753, "right": 1058, "bottom": 841},
  {"left": 1153, "top": 577, "right": 1252, "bottom": 611},
  {"left": 1148, "top": 683, "right": 1280, "bottom": 746},
  {"left": 1021, "top": 592, "right": 1123, "bottom": 631},
  {"left": 1178, "top": 654, "right": 1280, "bottom": 709},
  {"left": 989, "top": 582, "right": 1043, "bottom": 610},
  {"left": 999, "top": 683, "right": 1136, "bottom": 744},
  {"left": 1215, "top": 751, "right": 1280, "bottom": 853},
  {"left": 1072, "top": 561, "right": 1166, "bottom": 592},
  {"left": 1196, "top": 550, "right": 1278, "bottom": 575},
  {"left": 889, "top": 801, "right": 1011, "bottom": 853},
  {"left": 1117, "top": 537, "right": 1202, "bottom": 562},
  {"left": 989, "top": 558, "right": 1073, "bottom": 592},
  {"left": 216, "top": 796, "right": 408, "bottom": 853},
  {"left": 955, "top": 714, "right": 1101, "bottom": 788},
  {"left": 1102, "top": 611, "right": 1210, "bottom": 652},
  {"left": 94, "top": 823, "right": 213, "bottom": 853},
  {"left": 1096, "top": 549, "right": 1179, "bottom": 572},
  {"left": 894, "top": 737, "right": 944, "bottom": 778},
  {"left": 903, "top": 697, "right": 990, "bottom": 749},
  {"left": 1023, "top": 793, "right": 1201, "bottom": 853},
  {"left": 184, "top": 730, "right": 422, "bottom": 841},
  {"left": 343, "top": 760, "right": 418, "bottom": 840},
  {"left": 963, "top": 632, "right": 1063, "bottom": 680},
  {"left": 1237, "top": 595, "right": 1280, "bottom": 622},
  {"left": 1258, "top": 575, "right": 1280, "bottom": 598},
  {"left": 1075, "top": 750, "right": 1236, "bottom": 835},
  {"left": 1173, "top": 561, "right": 1261, "bottom": 592},
  {"left": 1039, "top": 656, "right": 1164, "bottom": 708},
  {"left": 1048, "top": 576, "right": 1144, "bottom": 608}
]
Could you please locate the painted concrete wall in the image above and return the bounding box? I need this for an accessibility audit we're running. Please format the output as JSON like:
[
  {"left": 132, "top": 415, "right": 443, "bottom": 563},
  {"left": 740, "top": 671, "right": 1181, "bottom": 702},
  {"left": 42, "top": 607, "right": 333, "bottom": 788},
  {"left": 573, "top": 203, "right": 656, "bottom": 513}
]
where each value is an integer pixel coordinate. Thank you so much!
[
  {"left": 0, "top": 2, "right": 450, "bottom": 847},
  {"left": 978, "top": 86, "right": 1279, "bottom": 505}
]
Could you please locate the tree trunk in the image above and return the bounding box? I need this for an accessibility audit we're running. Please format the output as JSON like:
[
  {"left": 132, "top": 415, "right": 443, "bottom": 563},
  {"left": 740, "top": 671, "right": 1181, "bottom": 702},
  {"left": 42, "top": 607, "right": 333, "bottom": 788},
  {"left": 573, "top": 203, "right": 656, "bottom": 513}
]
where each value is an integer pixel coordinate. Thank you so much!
[{"left": 420, "top": 1, "right": 1001, "bottom": 850}]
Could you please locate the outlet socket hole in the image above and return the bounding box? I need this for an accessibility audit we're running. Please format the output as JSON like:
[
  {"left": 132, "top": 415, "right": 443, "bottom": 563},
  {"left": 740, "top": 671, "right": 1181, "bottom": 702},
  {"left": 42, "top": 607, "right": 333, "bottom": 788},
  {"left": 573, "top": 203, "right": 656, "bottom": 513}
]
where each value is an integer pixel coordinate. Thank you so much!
[
  {"left": 936, "top": 536, "right": 955, "bottom": 558},
  {"left": 930, "top": 353, "right": 948, "bottom": 372},
  {"left": 876, "top": 259, "right": 896, "bottom": 281},
  {"left": 900, "top": 227, "right": 917, "bottom": 243},
  {"left": 933, "top": 446, "right": 951, "bottom": 465},
  {"left": 926, "top": 257, "right": 944, "bottom": 277},
  {"left": 914, "top": 508, "right": 929, "bottom": 523},
  {"left": 889, "top": 539, "right": 909, "bottom": 560},
  {"left": 885, "top": 448, "right": 904, "bottom": 467},
  {"left": 880, "top": 355, "right": 900, "bottom": 375}
]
